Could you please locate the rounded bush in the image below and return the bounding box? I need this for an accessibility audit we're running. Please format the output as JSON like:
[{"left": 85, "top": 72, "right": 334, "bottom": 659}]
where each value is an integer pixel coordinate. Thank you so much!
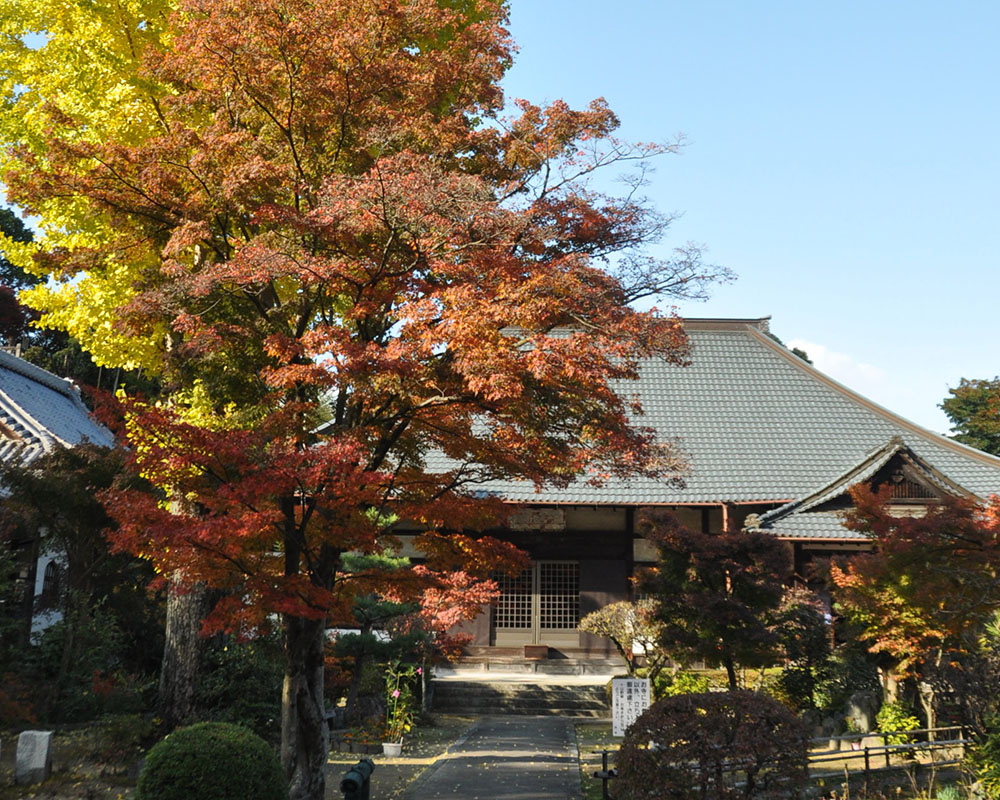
[
  {"left": 137, "top": 721, "right": 287, "bottom": 800},
  {"left": 616, "top": 690, "right": 808, "bottom": 800},
  {"left": 875, "top": 700, "right": 920, "bottom": 745}
]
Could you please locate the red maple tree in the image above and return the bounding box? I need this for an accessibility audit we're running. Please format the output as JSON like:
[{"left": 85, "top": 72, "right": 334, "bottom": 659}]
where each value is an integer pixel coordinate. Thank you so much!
[
  {"left": 6, "top": 2, "right": 724, "bottom": 796},
  {"left": 832, "top": 486, "right": 1000, "bottom": 682}
]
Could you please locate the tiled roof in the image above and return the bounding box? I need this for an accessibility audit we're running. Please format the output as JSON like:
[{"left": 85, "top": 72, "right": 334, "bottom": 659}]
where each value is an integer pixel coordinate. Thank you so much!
[
  {"left": 756, "top": 511, "right": 870, "bottom": 541},
  {"left": 455, "top": 318, "right": 1000, "bottom": 505},
  {"left": 758, "top": 436, "right": 967, "bottom": 520},
  {"left": 762, "top": 437, "right": 906, "bottom": 520},
  {"left": 0, "top": 350, "right": 113, "bottom": 467},
  {"left": 750, "top": 437, "right": 973, "bottom": 541}
]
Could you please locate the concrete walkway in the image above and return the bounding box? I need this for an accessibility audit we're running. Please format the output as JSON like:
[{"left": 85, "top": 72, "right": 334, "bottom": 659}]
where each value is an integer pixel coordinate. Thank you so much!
[{"left": 402, "top": 715, "right": 582, "bottom": 800}]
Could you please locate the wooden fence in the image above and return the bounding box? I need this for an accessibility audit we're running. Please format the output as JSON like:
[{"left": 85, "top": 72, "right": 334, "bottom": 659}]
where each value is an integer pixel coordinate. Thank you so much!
[
  {"left": 808, "top": 726, "right": 969, "bottom": 794},
  {"left": 591, "top": 726, "right": 970, "bottom": 800}
]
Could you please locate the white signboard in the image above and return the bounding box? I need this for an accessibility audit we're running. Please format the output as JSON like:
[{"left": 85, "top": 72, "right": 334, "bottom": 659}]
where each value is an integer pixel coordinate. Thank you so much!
[{"left": 612, "top": 678, "right": 651, "bottom": 736}]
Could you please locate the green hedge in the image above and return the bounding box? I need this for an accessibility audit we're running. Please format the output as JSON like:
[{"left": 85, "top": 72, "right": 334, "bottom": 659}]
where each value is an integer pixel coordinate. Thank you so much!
[{"left": 137, "top": 722, "right": 287, "bottom": 800}]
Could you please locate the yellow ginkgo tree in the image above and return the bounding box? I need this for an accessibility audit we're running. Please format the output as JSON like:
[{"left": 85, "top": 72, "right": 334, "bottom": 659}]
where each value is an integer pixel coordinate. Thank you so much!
[{"left": 0, "top": 0, "right": 173, "bottom": 369}]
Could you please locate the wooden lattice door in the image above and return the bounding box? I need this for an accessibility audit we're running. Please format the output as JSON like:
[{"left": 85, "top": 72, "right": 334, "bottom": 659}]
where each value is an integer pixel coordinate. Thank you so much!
[{"left": 493, "top": 561, "right": 580, "bottom": 648}]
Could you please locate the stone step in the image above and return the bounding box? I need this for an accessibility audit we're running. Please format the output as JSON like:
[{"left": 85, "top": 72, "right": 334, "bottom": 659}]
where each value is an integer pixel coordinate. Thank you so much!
[
  {"left": 431, "top": 680, "right": 611, "bottom": 717},
  {"left": 433, "top": 696, "right": 608, "bottom": 709},
  {"left": 433, "top": 683, "right": 607, "bottom": 699},
  {"left": 457, "top": 646, "right": 626, "bottom": 676},
  {"left": 433, "top": 695, "right": 608, "bottom": 710},
  {"left": 446, "top": 658, "right": 624, "bottom": 676},
  {"left": 431, "top": 701, "right": 609, "bottom": 717},
  {"left": 430, "top": 705, "right": 609, "bottom": 718}
]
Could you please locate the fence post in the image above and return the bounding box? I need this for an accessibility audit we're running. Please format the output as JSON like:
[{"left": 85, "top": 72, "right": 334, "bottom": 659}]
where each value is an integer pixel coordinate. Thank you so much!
[
  {"left": 592, "top": 749, "right": 615, "bottom": 800},
  {"left": 883, "top": 734, "right": 891, "bottom": 769}
]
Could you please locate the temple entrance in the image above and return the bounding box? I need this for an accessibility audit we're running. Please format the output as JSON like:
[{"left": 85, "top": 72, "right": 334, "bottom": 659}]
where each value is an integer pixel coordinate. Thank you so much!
[{"left": 492, "top": 561, "right": 580, "bottom": 649}]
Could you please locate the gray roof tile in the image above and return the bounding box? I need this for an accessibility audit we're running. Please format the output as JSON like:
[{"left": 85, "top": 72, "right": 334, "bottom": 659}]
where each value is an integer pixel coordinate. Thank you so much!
[
  {"left": 760, "top": 511, "right": 870, "bottom": 541},
  {"left": 455, "top": 319, "right": 1000, "bottom": 505},
  {"left": 0, "top": 350, "right": 113, "bottom": 466}
]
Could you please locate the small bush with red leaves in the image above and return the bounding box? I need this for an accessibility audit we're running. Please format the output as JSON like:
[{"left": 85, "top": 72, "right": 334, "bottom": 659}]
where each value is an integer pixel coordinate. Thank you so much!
[{"left": 616, "top": 690, "right": 808, "bottom": 800}]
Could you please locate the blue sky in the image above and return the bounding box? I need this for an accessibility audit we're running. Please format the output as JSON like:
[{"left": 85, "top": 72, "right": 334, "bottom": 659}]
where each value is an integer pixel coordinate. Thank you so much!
[{"left": 502, "top": 1, "right": 1000, "bottom": 434}]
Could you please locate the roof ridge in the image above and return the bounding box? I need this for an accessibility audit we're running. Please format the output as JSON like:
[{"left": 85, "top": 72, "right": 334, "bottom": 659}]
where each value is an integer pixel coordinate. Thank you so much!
[
  {"left": 681, "top": 317, "right": 771, "bottom": 332},
  {"left": 756, "top": 438, "right": 980, "bottom": 533},
  {"left": 0, "top": 349, "right": 79, "bottom": 398}
]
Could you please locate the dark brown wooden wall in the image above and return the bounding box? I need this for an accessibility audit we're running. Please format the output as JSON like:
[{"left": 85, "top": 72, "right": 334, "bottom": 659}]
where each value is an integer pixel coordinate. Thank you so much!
[{"left": 578, "top": 558, "right": 628, "bottom": 654}]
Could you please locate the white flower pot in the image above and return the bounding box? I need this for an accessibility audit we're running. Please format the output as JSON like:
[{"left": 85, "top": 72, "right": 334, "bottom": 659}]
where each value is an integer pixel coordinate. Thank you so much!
[{"left": 382, "top": 741, "right": 403, "bottom": 757}]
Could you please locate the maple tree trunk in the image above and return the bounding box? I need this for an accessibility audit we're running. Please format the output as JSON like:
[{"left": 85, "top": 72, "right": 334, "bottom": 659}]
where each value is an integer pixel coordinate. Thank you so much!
[
  {"left": 158, "top": 576, "right": 210, "bottom": 729},
  {"left": 724, "top": 656, "right": 738, "bottom": 691},
  {"left": 282, "top": 613, "right": 329, "bottom": 800}
]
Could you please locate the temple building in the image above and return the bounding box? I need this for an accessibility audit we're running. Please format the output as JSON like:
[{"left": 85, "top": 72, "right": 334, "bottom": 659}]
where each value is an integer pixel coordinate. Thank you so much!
[
  {"left": 0, "top": 350, "right": 114, "bottom": 633},
  {"left": 403, "top": 317, "right": 1000, "bottom": 661}
]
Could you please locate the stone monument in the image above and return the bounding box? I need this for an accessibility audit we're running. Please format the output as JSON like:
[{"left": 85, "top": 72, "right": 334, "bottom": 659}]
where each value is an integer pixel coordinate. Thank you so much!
[{"left": 15, "top": 730, "right": 53, "bottom": 785}]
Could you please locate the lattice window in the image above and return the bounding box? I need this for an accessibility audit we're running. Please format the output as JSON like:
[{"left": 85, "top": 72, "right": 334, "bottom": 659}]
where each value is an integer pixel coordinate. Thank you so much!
[
  {"left": 494, "top": 569, "right": 532, "bottom": 629},
  {"left": 539, "top": 562, "right": 579, "bottom": 629},
  {"left": 41, "top": 561, "right": 60, "bottom": 601},
  {"left": 889, "top": 480, "right": 937, "bottom": 499}
]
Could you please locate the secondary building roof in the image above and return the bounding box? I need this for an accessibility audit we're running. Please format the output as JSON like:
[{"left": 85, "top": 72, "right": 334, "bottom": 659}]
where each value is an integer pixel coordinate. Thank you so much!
[
  {"left": 470, "top": 317, "right": 1000, "bottom": 506},
  {"left": 747, "top": 436, "right": 974, "bottom": 541},
  {"left": 0, "top": 350, "right": 113, "bottom": 467}
]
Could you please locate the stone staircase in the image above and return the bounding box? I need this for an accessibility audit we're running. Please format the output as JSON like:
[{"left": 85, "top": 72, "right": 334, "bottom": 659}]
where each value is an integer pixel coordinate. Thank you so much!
[
  {"left": 453, "top": 647, "right": 624, "bottom": 676},
  {"left": 430, "top": 679, "right": 611, "bottom": 718}
]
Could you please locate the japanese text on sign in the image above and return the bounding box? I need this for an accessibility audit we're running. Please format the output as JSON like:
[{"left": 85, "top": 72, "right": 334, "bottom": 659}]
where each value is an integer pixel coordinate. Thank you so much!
[{"left": 612, "top": 678, "right": 650, "bottom": 736}]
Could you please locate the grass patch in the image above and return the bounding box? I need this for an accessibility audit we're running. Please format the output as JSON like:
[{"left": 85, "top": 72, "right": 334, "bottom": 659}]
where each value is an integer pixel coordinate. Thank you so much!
[{"left": 575, "top": 721, "right": 618, "bottom": 800}]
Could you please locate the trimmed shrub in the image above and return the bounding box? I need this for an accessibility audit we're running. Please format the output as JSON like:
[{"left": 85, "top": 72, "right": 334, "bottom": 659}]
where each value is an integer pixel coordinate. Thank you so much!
[
  {"left": 616, "top": 690, "right": 808, "bottom": 800},
  {"left": 655, "top": 669, "right": 714, "bottom": 699},
  {"left": 137, "top": 722, "right": 287, "bottom": 800}
]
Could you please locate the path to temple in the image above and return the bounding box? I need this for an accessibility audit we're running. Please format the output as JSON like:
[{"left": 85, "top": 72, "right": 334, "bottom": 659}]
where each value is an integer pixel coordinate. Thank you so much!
[{"left": 402, "top": 715, "right": 582, "bottom": 800}]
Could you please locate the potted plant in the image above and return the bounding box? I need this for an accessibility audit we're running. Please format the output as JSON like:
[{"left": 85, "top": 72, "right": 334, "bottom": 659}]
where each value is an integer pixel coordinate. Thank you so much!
[{"left": 383, "top": 661, "right": 418, "bottom": 756}]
